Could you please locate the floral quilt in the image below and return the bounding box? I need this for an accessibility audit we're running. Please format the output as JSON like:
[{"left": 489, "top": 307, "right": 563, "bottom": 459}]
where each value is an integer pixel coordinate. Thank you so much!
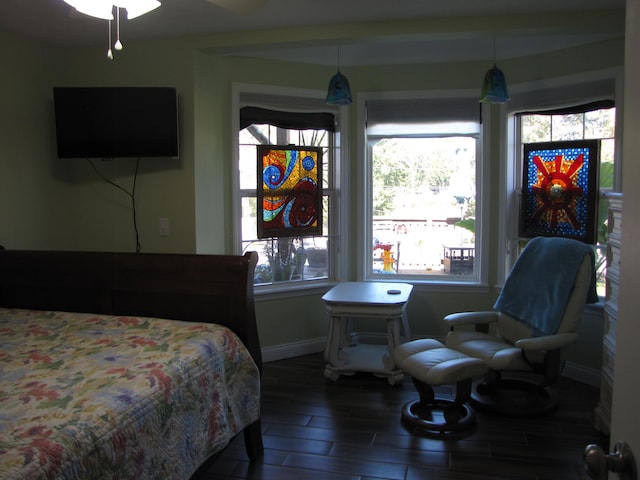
[{"left": 0, "top": 308, "right": 260, "bottom": 480}]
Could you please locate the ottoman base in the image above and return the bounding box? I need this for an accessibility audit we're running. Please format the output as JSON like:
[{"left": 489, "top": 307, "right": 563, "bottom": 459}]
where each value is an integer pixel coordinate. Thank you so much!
[
  {"left": 394, "top": 339, "right": 488, "bottom": 435},
  {"left": 401, "top": 376, "right": 476, "bottom": 435}
]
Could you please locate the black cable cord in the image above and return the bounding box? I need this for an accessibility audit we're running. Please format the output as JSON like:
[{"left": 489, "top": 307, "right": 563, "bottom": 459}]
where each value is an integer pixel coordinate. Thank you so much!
[
  {"left": 131, "top": 159, "right": 141, "bottom": 252},
  {"left": 87, "top": 159, "right": 142, "bottom": 253}
]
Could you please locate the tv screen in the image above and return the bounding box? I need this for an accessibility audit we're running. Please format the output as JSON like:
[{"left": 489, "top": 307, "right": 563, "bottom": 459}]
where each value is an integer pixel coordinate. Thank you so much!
[{"left": 53, "top": 87, "right": 179, "bottom": 159}]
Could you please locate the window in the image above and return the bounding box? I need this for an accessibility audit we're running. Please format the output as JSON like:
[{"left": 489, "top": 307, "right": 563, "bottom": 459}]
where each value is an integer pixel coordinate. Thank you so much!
[
  {"left": 515, "top": 102, "right": 616, "bottom": 296},
  {"left": 237, "top": 101, "right": 339, "bottom": 288},
  {"left": 363, "top": 95, "right": 483, "bottom": 282}
]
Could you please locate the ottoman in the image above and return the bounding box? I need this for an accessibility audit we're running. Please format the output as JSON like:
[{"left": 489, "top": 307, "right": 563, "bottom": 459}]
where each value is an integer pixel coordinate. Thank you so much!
[{"left": 394, "top": 339, "right": 488, "bottom": 434}]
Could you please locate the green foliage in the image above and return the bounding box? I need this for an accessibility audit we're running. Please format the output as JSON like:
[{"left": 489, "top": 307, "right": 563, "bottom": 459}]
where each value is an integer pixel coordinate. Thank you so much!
[
  {"left": 598, "top": 161, "right": 615, "bottom": 245},
  {"left": 371, "top": 138, "right": 459, "bottom": 216},
  {"left": 455, "top": 218, "right": 476, "bottom": 234}
]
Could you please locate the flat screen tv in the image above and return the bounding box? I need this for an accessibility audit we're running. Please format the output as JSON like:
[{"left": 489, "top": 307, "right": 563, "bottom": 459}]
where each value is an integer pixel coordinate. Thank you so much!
[{"left": 53, "top": 87, "right": 179, "bottom": 159}]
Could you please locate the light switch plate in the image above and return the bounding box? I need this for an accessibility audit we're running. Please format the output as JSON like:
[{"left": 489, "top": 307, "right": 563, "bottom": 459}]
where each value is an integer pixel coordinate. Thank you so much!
[{"left": 159, "top": 217, "right": 170, "bottom": 237}]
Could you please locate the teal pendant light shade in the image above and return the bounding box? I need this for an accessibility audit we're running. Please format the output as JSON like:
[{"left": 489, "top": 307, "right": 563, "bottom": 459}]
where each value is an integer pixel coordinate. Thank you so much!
[
  {"left": 325, "top": 70, "right": 353, "bottom": 105},
  {"left": 479, "top": 64, "right": 510, "bottom": 104}
]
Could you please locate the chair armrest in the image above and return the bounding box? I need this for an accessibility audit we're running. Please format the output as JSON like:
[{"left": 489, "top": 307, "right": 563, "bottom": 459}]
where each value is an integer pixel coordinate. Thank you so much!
[
  {"left": 514, "top": 333, "right": 578, "bottom": 351},
  {"left": 442, "top": 311, "right": 499, "bottom": 328}
]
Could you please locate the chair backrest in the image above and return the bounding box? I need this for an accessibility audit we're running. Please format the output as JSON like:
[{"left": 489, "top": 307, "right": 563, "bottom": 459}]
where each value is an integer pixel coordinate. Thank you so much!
[{"left": 497, "top": 255, "right": 593, "bottom": 344}]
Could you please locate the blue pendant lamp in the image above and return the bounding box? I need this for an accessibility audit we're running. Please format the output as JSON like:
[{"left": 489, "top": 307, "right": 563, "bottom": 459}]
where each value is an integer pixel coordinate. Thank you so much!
[
  {"left": 479, "top": 39, "right": 510, "bottom": 104},
  {"left": 326, "top": 47, "right": 352, "bottom": 105},
  {"left": 326, "top": 70, "right": 353, "bottom": 105},
  {"left": 479, "top": 64, "right": 510, "bottom": 103}
]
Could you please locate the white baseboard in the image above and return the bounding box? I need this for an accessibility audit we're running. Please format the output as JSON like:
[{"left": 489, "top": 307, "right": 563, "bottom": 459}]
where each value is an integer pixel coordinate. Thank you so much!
[
  {"left": 261, "top": 338, "right": 602, "bottom": 389},
  {"left": 262, "top": 337, "right": 326, "bottom": 363},
  {"left": 562, "top": 361, "right": 601, "bottom": 387},
  {"left": 261, "top": 332, "right": 392, "bottom": 363}
]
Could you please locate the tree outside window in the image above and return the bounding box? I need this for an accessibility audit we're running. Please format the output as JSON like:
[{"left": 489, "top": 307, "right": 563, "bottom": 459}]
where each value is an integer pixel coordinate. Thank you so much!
[{"left": 369, "top": 133, "right": 478, "bottom": 278}]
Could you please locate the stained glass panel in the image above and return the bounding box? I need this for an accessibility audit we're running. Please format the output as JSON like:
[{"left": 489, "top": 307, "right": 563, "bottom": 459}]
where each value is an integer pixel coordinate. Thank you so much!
[
  {"left": 257, "top": 145, "right": 323, "bottom": 238},
  {"left": 520, "top": 140, "right": 599, "bottom": 244}
]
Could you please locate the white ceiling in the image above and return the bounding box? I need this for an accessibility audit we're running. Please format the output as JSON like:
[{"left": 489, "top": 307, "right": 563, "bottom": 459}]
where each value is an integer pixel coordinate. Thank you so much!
[{"left": 0, "top": 0, "right": 625, "bottom": 66}]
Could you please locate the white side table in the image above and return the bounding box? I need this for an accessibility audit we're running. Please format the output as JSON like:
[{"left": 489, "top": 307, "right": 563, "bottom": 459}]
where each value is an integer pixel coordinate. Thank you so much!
[{"left": 322, "top": 282, "right": 413, "bottom": 385}]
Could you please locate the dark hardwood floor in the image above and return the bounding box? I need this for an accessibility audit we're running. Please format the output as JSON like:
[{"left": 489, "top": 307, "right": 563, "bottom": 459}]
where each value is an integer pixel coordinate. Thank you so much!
[{"left": 200, "top": 353, "right": 609, "bottom": 480}]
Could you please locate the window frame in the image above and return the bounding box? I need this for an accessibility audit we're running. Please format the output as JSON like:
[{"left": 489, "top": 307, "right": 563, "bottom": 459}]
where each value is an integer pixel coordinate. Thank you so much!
[
  {"left": 357, "top": 90, "right": 491, "bottom": 290},
  {"left": 231, "top": 83, "right": 348, "bottom": 296},
  {"left": 502, "top": 71, "right": 622, "bottom": 287}
]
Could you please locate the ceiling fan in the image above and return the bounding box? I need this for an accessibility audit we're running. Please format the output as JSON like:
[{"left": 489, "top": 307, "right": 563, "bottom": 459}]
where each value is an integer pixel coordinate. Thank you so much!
[{"left": 205, "top": 0, "right": 267, "bottom": 14}]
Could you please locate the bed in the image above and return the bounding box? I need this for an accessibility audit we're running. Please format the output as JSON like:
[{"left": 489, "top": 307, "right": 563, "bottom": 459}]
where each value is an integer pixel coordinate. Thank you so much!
[{"left": 0, "top": 249, "right": 263, "bottom": 479}]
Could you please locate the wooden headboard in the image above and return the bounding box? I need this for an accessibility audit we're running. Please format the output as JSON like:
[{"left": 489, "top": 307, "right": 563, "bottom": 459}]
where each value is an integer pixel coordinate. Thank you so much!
[{"left": 0, "top": 249, "right": 261, "bottom": 371}]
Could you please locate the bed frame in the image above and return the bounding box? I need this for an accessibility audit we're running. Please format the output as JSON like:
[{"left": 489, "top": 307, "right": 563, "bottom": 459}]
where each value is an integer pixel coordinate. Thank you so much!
[{"left": 0, "top": 248, "right": 264, "bottom": 464}]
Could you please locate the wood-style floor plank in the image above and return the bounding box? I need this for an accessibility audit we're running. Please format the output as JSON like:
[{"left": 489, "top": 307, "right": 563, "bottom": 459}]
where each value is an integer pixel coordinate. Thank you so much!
[{"left": 198, "top": 353, "right": 609, "bottom": 480}]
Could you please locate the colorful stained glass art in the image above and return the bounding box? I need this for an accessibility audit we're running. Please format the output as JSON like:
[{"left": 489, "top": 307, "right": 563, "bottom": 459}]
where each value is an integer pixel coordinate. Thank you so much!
[
  {"left": 520, "top": 140, "right": 599, "bottom": 244},
  {"left": 257, "top": 145, "right": 323, "bottom": 238}
]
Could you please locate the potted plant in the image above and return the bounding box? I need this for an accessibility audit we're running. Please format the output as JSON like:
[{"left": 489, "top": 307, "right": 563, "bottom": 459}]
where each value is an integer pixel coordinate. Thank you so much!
[{"left": 265, "top": 237, "right": 306, "bottom": 282}]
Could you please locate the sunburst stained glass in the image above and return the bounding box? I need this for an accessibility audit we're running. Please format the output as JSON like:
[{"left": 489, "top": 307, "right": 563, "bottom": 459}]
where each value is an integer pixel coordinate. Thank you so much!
[
  {"left": 257, "top": 145, "right": 323, "bottom": 239},
  {"left": 520, "top": 140, "right": 599, "bottom": 244}
]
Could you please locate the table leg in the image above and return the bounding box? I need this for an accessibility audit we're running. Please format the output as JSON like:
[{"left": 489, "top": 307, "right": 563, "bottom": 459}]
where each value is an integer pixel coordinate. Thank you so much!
[
  {"left": 341, "top": 317, "right": 358, "bottom": 347},
  {"left": 324, "top": 315, "right": 349, "bottom": 380},
  {"left": 382, "top": 315, "right": 405, "bottom": 384}
]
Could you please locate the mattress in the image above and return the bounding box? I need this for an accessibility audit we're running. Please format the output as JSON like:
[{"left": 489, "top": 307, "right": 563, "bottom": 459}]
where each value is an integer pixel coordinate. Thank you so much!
[{"left": 0, "top": 308, "right": 260, "bottom": 479}]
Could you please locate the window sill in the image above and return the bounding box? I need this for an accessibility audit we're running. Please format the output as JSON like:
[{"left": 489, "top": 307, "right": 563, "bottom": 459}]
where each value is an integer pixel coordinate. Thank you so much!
[
  {"left": 254, "top": 280, "right": 334, "bottom": 301},
  {"left": 409, "top": 280, "right": 491, "bottom": 295},
  {"left": 254, "top": 277, "right": 492, "bottom": 301}
]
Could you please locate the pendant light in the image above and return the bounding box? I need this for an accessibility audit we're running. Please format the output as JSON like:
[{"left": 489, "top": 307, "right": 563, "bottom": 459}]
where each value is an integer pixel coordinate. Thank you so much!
[
  {"left": 325, "top": 46, "right": 353, "bottom": 106},
  {"left": 479, "top": 39, "right": 510, "bottom": 104}
]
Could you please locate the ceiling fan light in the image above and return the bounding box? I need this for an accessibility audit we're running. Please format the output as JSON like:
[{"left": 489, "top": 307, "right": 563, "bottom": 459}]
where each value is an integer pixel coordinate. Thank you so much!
[
  {"left": 124, "top": 0, "right": 161, "bottom": 19},
  {"left": 67, "top": 0, "right": 114, "bottom": 20},
  {"left": 62, "top": 0, "right": 162, "bottom": 59}
]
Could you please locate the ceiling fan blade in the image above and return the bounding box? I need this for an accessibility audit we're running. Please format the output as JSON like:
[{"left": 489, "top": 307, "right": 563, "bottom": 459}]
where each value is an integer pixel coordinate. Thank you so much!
[{"left": 206, "top": 0, "right": 267, "bottom": 14}]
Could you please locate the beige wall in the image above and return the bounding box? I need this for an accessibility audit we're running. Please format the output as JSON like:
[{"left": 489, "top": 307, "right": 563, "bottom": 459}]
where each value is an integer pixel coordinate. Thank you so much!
[
  {"left": 0, "top": 31, "right": 70, "bottom": 249},
  {"left": 0, "top": 10, "right": 625, "bottom": 367}
]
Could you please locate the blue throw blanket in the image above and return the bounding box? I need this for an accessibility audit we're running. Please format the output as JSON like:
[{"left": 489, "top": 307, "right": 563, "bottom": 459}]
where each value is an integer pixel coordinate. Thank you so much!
[{"left": 494, "top": 237, "right": 598, "bottom": 336}]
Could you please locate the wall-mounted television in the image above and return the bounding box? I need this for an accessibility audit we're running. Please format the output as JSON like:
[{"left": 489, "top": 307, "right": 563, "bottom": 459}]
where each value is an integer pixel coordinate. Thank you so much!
[{"left": 53, "top": 87, "right": 179, "bottom": 159}]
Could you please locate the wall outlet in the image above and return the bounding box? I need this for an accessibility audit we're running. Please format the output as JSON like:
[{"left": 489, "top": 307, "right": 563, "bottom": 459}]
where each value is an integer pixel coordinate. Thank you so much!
[{"left": 159, "top": 217, "right": 170, "bottom": 237}]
